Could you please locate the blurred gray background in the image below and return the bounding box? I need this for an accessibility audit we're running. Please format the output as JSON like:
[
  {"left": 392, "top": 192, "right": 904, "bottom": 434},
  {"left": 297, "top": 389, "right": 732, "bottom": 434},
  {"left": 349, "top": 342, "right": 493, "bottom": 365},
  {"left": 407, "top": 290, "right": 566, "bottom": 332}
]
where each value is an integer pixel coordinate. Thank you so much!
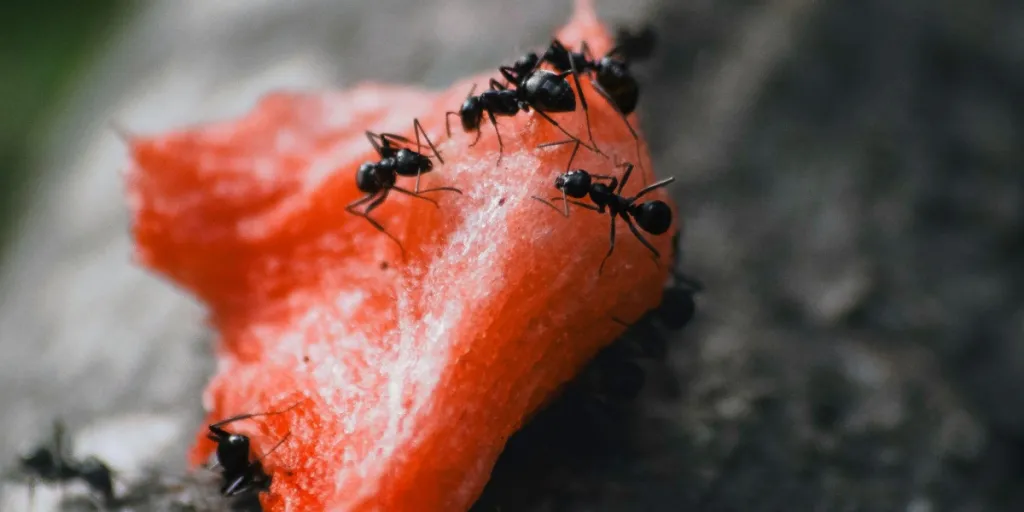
[{"left": 1, "top": 0, "right": 1023, "bottom": 510}]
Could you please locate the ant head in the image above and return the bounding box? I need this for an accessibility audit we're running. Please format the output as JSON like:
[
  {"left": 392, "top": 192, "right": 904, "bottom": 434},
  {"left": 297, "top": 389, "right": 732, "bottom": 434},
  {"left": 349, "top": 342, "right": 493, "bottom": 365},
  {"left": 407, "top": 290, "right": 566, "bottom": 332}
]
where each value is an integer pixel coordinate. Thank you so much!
[
  {"left": 523, "top": 71, "right": 576, "bottom": 113},
  {"left": 555, "top": 170, "right": 591, "bottom": 198},
  {"left": 225, "top": 433, "right": 250, "bottom": 451},
  {"left": 633, "top": 200, "right": 673, "bottom": 235},
  {"left": 214, "top": 433, "right": 252, "bottom": 467},
  {"left": 595, "top": 61, "right": 639, "bottom": 115},
  {"left": 355, "top": 162, "right": 380, "bottom": 193},
  {"left": 459, "top": 97, "right": 483, "bottom": 131}
]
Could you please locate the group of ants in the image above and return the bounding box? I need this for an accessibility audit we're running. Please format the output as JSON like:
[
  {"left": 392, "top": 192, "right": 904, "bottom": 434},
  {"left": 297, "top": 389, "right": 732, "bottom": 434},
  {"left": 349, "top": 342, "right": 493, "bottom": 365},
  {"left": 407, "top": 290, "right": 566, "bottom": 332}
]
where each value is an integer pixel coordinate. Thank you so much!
[
  {"left": 349, "top": 25, "right": 676, "bottom": 274},
  {"left": 5, "top": 25, "right": 703, "bottom": 511}
]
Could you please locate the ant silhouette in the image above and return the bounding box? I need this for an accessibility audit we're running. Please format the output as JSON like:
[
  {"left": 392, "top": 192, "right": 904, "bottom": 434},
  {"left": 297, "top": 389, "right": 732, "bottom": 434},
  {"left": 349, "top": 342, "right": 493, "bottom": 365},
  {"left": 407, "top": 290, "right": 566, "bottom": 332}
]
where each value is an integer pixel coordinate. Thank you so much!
[
  {"left": 656, "top": 268, "right": 703, "bottom": 331},
  {"left": 445, "top": 51, "right": 597, "bottom": 164},
  {"left": 346, "top": 118, "right": 462, "bottom": 255},
  {"left": 537, "top": 26, "right": 657, "bottom": 182},
  {"left": 206, "top": 401, "right": 302, "bottom": 498},
  {"left": 10, "top": 420, "right": 116, "bottom": 507},
  {"left": 531, "top": 139, "right": 675, "bottom": 274}
]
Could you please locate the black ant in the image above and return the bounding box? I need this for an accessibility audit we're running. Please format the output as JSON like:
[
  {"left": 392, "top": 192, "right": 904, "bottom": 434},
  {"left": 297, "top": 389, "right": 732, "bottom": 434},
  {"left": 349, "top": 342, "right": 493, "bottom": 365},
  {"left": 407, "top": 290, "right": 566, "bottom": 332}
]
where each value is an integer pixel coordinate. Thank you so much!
[
  {"left": 541, "top": 27, "right": 655, "bottom": 118},
  {"left": 346, "top": 118, "right": 462, "bottom": 255},
  {"left": 445, "top": 52, "right": 597, "bottom": 164},
  {"left": 538, "top": 26, "right": 657, "bottom": 181},
  {"left": 532, "top": 139, "right": 675, "bottom": 274},
  {"left": 12, "top": 420, "right": 116, "bottom": 506},
  {"left": 206, "top": 401, "right": 301, "bottom": 498}
]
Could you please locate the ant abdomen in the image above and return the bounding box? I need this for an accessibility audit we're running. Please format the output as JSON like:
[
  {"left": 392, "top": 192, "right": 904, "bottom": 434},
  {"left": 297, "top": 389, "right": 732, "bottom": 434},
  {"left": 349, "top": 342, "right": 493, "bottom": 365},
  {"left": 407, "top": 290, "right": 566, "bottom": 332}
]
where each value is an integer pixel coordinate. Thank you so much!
[
  {"left": 632, "top": 200, "right": 673, "bottom": 235},
  {"left": 596, "top": 58, "right": 639, "bottom": 115}
]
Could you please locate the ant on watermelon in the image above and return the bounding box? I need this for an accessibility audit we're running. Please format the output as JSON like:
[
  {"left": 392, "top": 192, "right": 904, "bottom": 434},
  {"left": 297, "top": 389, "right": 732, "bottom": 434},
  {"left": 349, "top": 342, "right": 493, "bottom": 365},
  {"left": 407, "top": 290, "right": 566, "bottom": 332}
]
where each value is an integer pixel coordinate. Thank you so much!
[
  {"left": 531, "top": 139, "right": 674, "bottom": 274},
  {"left": 536, "top": 26, "right": 657, "bottom": 183},
  {"left": 205, "top": 401, "right": 302, "bottom": 498},
  {"left": 541, "top": 25, "right": 656, "bottom": 116},
  {"left": 445, "top": 51, "right": 597, "bottom": 165},
  {"left": 347, "top": 118, "right": 462, "bottom": 255}
]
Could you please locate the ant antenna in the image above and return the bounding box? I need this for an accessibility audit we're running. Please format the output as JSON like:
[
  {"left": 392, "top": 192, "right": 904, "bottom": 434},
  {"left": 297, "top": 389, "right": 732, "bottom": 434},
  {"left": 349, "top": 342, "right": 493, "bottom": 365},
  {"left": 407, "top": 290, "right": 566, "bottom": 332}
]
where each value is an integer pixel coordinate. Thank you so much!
[
  {"left": 532, "top": 138, "right": 614, "bottom": 217},
  {"left": 208, "top": 400, "right": 305, "bottom": 432}
]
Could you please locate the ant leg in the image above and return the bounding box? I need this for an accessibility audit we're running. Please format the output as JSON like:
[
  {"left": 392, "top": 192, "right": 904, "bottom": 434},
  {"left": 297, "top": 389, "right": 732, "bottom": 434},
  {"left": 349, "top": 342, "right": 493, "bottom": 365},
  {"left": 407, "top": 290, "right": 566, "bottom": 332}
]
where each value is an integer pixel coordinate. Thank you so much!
[
  {"left": 487, "top": 110, "right": 505, "bottom": 164},
  {"left": 580, "top": 41, "right": 596, "bottom": 62},
  {"left": 207, "top": 400, "right": 306, "bottom": 431},
  {"left": 623, "top": 214, "right": 662, "bottom": 265},
  {"left": 631, "top": 177, "right": 676, "bottom": 201},
  {"left": 489, "top": 78, "right": 509, "bottom": 91},
  {"left": 608, "top": 91, "right": 646, "bottom": 184},
  {"left": 358, "top": 190, "right": 406, "bottom": 256},
  {"left": 616, "top": 162, "right": 635, "bottom": 195},
  {"left": 611, "top": 316, "right": 631, "bottom": 328},
  {"left": 413, "top": 118, "right": 443, "bottom": 164},
  {"left": 598, "top": 214, "right": 617, "bottom": 276},
  {"left": 414, "top": 186, "right": 463, "bottom": 195},
  {"left": 537, "top": 138, "right": 576, "bottom": 149},
  {"left": 365, "top": 131, "right": 385, "bottom": 156},
  {"left": 590, "top": 81, "right": 647, "bottom": 185},
  {"left": 536, "top": 138, "right": 582, "bottom": 173},
  {"left": 445, "top": 112, "right": 459, "bottom": 138},
  {"left": 223, "top": 475, "right": 248, "bottom": 497},
  {"left": 412, "top": 117, "right": 445, "bottom": 193},
  {"left": 565, "top": 55, "right": 600, "bottom": 155},
  {"left": 564, "top": 199, "right": 601, "bottom": 212},
  {"left": 497, "top": 69, "right": 517, "bottom": 87},
  {"left": 377, "top": 132, "right": 413, "bottom": 147},
  {"left": 530, "top": 195, "right": 570, "bottom": 218},
  {"left": 391, "top": 186, "right": 440, "bottom": 208},
  {"left": 529, "top": 109, "right": 596, "bottom": 154}
]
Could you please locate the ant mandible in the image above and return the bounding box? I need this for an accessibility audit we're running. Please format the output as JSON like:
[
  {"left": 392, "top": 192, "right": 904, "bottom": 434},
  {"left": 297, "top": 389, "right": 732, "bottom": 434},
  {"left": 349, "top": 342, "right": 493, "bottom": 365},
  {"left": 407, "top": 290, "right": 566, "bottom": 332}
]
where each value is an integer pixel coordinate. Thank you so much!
[
  {"left": 445, "top": 51, "right": 597, "bottom": 165},
  {"left": 205, "top": 401, "right": 301, "bottom": 497},
  {"left": 346, "top": 118, "right": 462, "bottom": 256},
  {"left": 532, "top": 139, "right": 675, "bottom": 274},
  {"left": 538, "top": 27, "right": 657, "bottom": 181}
]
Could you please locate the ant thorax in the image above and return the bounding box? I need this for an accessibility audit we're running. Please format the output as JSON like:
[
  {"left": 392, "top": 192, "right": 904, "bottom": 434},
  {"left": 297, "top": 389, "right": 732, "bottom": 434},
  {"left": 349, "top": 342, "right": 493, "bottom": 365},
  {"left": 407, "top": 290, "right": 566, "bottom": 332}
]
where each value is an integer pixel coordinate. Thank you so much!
[{"left": 394, "top": 148, "right": 432, "bottom": 177}]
